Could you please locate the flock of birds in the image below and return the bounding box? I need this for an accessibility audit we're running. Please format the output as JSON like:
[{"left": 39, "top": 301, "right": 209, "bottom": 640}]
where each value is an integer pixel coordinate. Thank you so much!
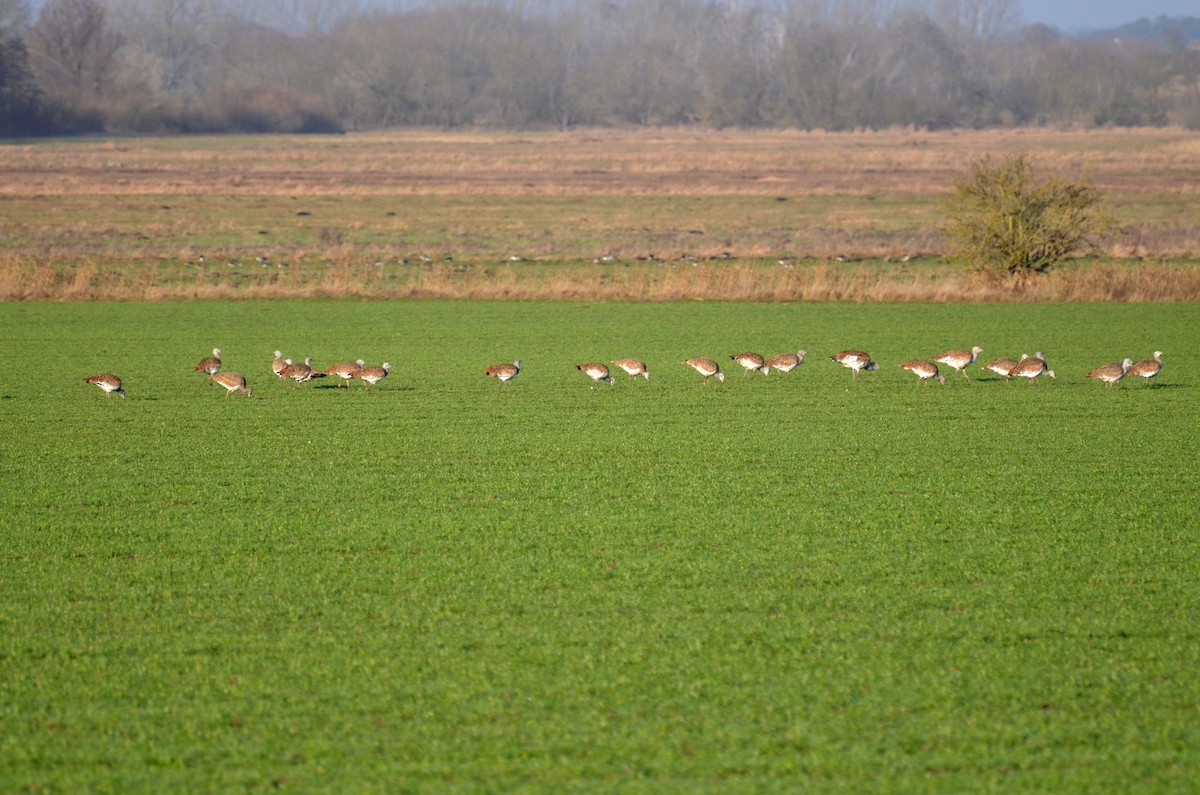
[
  {"left": 82, "top": 346, "right": 1164, "bottom": 399},
  {"left": 564, "top": 347, "right": 1163, "bottom": 389},
  {"left": 83, "top": 347, "right": 392, "bottom": 399}
]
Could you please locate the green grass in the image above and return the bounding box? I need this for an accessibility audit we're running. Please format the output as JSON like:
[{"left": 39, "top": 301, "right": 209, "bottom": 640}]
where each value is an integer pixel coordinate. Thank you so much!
[{"left": 1, "top": 300, "right": 1198, "bottom": 792}]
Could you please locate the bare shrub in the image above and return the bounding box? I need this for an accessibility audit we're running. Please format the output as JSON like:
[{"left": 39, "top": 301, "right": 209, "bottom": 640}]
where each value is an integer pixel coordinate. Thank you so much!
[{"left": 941, "top": 154, "right": 1119, "bottom": 280}]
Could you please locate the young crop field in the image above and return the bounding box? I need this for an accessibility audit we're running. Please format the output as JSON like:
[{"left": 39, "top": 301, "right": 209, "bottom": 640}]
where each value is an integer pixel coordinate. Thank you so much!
[{"left": 1, "top": 299, "right": 1197, "bottom": 792}]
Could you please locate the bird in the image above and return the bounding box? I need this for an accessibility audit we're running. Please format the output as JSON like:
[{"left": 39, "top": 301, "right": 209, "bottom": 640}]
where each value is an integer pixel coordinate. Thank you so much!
[
  {"left": 355, "top": 362, "right": 391, "bottom": 387},
  {"left": 326, "top": 359, "right": 366, "bottom": 387},
  {"left": 730, "top": 352, "right": 769, "bottom": 375},
  {"left": 899, "top": 359, "right": 945, "bottom": 384},
  {"left": 611, "top": 358, "right": 650, "bottom": 380},
  {"left": 684, "top": 357, "right": 724, "bottom": 384},
  {"left": 209, "top": 372, "right": 252, "bottom": 397},
  {"left": 764, "top": 350, "right": 806, "bottom": 374},
  {"left": 272, "top": 351, "right": 288, "bottom": 378},
  {"left": 981, "top": 357, "right": 1021, "bottom": 382},
  {"left": 1011, "top": 352, "right": 1055, "bottom": 385},
  {"left": 576, "top": 362, "right": 614, "bottom": 387},
  {"left": 279, "top": 356, "right": 321, "bottom": 386},
  {"left": 84, "top": 373, "right": 125, "bottom": 398},
  {"left": 194, "top": 347, "right": 222, "bottom": 379},
  {"left": 1127, "top": 351, "right": 1163, "bottom": 384},
  {"left": 485, "top": 360, "right": 522, "bottom": 384},
  {"left": 829, "top": 350, "right": 879, "bottom": 379},
  {"left": 933, "top": 346, "right": 984, "bottom": 381},
  {"left": 1088, "top": 358, "right": 1133, "bottom": 388}
]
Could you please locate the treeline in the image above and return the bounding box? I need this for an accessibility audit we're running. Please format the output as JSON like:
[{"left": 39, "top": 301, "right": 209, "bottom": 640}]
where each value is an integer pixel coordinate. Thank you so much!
[{"left": 2, "top": 0, "right": 1199, "bottom": 136}]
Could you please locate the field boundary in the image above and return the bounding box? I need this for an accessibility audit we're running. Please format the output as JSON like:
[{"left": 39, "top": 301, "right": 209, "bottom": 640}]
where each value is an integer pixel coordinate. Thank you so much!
[
  {"left": 2, "top": 256, "right": 1198, "bottom": 303},
  {"left": 3, "top": 127, "right": 1198, "bottom": 302}
]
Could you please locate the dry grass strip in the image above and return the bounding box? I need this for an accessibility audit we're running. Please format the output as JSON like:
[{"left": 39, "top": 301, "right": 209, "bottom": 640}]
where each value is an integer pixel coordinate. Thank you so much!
[{"left": 3, "top": 255, "right": 1196, "bottom": 303}]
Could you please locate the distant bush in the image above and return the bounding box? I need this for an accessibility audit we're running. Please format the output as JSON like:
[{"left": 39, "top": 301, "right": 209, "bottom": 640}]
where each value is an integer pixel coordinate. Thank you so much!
[
  {"left": 1175, "top": 92, "right": 1200, "bottom": 131},
  {"left": 941, "top": 154, "right": 1118, "bottom": 279},
  {"left": 37, "top": 94, "right": 106, "bottom": 134},
  {"left": 0, "top": 37, "right": 49, "bottom": 136},
  {"left": 185, "top": 84, "right": 342, "bottom": 134}
]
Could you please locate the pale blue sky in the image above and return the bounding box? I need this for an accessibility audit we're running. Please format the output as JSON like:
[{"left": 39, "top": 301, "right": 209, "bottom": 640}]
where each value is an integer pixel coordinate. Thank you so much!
[{"left": 1019, "top": 0, "right": 1199, "bottom": 30}]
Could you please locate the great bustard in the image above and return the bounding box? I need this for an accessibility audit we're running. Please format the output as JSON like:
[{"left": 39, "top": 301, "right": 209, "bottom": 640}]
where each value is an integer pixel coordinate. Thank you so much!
[
  {"left": 355, "top": 362, "right": 391, "bottom": 387},
  {"left": 576, "top": 362, "right": 614, "bottom": 387},
  {"left": 899, "top": 359, "right": 945, "bottom": 384},
  {"left": 326, "top": 359, "right": 366, "bottom": 387},
  {"left": 209, "top": 371, "right": 252, "bottom": 397},
  {"left": 933, "top": 346, "right": 983, "bottom": 381},
  {"left": 84, "top": 373, "right": 125, "bottom": 398},
  {"left": 1088, "top": 358, "right": 1133, "bottom": 388},
  {"left": 195, "top": 347, "right": 222, "bottom": 379},
  {"left": 1127, "top": 351, "right": 1163, "bottom": 384},
  {"left": 1011, "top": 352, "right": 1055, "bottom": 384},
  {"left": 611, "top": 358, "right": 650, "bottom": 380},
  {"left": 272, "top": 351, "right": 288, "bottom": 378},
  {"left": 485, "top": 360, "right": 522, "bottom": 384},
  {"left": 764, "top": 350, "right": 806, "bottom": 374},
  {"left": 829, "top": 350, "right": 878, "bottom": 379},
  {"left": 981, "top": 357, "right": 1021, "bottom": 382},
  {"left": 684, "top": 357, "right": 724, "bottom": 384},
  {"left": 730, "top": 352, "right": 769, "bottom": 375},
  {"left": 279, "top": 357, "right": 321, "bottom": 386}
]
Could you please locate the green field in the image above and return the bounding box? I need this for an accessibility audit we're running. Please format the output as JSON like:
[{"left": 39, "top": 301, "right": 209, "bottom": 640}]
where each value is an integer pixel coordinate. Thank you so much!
[{"left": 1, "top": 299, "right": 1197, "bottom": 792}]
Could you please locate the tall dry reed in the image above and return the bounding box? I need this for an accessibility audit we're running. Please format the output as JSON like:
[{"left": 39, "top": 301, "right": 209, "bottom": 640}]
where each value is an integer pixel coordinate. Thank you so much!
[{"left": 3, "top": 255, "right": 1196, "bottom": 303}]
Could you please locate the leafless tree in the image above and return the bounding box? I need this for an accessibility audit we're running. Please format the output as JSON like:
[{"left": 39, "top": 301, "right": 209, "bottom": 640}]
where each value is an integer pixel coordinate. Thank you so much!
[
  {"left": 108, "top": 0, "right": 219, "bottom": 97},
  {"left": 0, "top": 0, "right": 30, "bottom": 35},
  {"left": 27, "top": 0, "right": 124, "bottom": 102},
  {"left": 6, "top": 0, "right": 1198, "bottom": 134},
  {"left": 929, "top": 0, "right": 1018, "bottom": 42}
]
